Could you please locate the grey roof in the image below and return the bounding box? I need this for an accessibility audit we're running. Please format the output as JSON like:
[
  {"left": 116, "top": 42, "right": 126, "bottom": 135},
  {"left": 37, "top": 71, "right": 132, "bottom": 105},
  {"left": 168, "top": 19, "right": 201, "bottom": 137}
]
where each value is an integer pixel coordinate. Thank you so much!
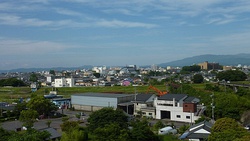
[
  {"left": 134, "top": 94, "right": 155, "bottom": 102},
  {"left": 183, "top": 96, "right": 200, "bottom": 103},
  {"left": 39, "top": 127, "right": 62, "bottom": 139},
  {"left": 158, "top": 94, "right": 187, "bottom": 101},
  {"left": 72, "top": 92, "right": 134, "bottom": 98},
  {"left": 1, "top": 120, "right": 22, "bottom": 131},
  {"left": 180, "top": 121, "right": 213, "bottom": 140}
]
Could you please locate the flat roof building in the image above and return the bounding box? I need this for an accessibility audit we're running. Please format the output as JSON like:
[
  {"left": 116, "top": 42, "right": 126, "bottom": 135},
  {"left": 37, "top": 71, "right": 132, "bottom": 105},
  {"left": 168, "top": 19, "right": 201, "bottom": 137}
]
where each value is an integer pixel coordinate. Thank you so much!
[{"left": 71, "top": 93, "right": 135, "bottom": 114}]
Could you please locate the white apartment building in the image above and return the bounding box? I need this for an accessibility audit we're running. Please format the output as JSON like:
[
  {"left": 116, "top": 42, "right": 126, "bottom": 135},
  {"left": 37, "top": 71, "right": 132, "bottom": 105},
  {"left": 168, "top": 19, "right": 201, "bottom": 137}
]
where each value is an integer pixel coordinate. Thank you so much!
[
  {"left": 155, "top": 94, "right": 203, "bottom": 123},
  {"left": 53, "top": 77, "right": 74, "bottom": 87}
]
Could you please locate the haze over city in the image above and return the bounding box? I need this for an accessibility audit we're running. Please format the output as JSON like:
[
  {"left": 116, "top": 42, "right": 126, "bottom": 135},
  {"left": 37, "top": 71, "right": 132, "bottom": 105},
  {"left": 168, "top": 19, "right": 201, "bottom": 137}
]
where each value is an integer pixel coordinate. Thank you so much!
[{"left": 1, "top": 0, "right": 250, "bottom": 70}]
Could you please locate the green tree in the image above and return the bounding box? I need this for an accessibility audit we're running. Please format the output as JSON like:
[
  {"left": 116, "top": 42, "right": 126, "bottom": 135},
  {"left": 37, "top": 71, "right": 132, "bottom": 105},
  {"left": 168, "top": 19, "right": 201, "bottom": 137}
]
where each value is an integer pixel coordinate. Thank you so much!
[
  {"left": 181, "top": 65, "right": 201, "bottom": 74},
  {"left": 19, "top": 109, "right": 39, "bottom": 128},
  {"left": 61, "top": 121, "right": 80, "bottom": 133},
  {"left": 29, "top": 73, "right": 38, "bottom": 82},
  {"left": 215, "top": 93, "right": 250, "bottom": 120},
  {"left": 153, "top": 120, "right": 165, "bottom": 131},
  {"left": 216, "top": 70, "right": 247, "bottom": 81},
  {"left": 7, "top": 128, "right": 50, "bottom": 141},
  {"left": 208, "top": 117, "right": 249, "bottom": 141},
  {"left": 0, "top": 78, "right": 26, "bottom": 87},
  {"left": 27, "top": 95, "right": 58, "bottom": 116},
  {"left": 193, "top": 74, "right": 204, "bottom": 83},
  {"left": 93, "top": 123, "right": 130, "bottom": 141},
  {"left": 0, "top": 127, "right": 11, "bottom": 141},
  {"left": 129, "top": 119, "right": 159, "bottom": 141},
  {"left": 87, "top": 107, "right": 128, "bottom": 131},
  {"left": 178, "top": 124, "right": 190, "bottom": 135},
  {"left": 13, "top": 102, "right": 27, "bottom": 118},
  {"left": 49, "top": 70, "right": 55, "bottom": 75},
  {"left": 61, "top": 129, "right": 86, "bottom": 141}
]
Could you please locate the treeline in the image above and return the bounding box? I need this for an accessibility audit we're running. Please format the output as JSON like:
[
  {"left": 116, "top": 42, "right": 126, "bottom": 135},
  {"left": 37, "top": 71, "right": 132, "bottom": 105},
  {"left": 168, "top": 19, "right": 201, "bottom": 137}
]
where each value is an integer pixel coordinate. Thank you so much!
[{"left": 0, "top": 78, "right": 26, "bottom": 87}]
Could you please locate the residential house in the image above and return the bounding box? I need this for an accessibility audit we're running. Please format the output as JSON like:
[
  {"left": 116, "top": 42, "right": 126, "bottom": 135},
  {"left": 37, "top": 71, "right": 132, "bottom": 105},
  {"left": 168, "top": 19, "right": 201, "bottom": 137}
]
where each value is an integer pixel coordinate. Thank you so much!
[
  {"left": 179, "top": 121, "right": 213, "bottom": 141},
  {"left": 155, "top": 94, "right": 204, "bottom": 123}
]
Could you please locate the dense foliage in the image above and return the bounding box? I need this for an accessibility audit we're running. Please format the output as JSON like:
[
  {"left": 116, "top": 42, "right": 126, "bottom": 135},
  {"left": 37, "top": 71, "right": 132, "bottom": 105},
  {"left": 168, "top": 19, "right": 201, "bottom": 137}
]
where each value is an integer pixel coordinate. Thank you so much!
[
  {"left": 29, "top": 73, "right": 38, "bottom": 82},
  {"left": 180, "top": 65, "right": 201, "bottom": 74},
  {"left": 192, "top": 74, "right": 204, "bottom": 83},
  {"left": 216, "top": 70, "right": 247, "bottom": 81},
  {"left": 19, "top": 109, "right": 39, "bottom": 128},
  {"left": 87, "top": 107, "right": 128, "bottom": 131},
  {"left": 0, "top": 78, "right": 26, "bottom": 87},
  {"left": 208, "top": 117, "right": 250, "bottom": 141},
  {"left": 27, "top": 95, "right": 58, "bottom": 116},
  {"left": 0, "top": 128, "right": 50, "bottom": 141}
]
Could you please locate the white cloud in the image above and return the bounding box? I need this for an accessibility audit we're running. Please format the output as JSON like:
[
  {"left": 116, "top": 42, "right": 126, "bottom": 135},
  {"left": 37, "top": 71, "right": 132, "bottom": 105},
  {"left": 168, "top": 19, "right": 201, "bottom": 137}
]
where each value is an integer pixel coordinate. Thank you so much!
[
  {"left": 54, "top": 8, "right": 82, "bottom": 16},
  {"left": 95, "top": 19, "right": 157, "bottom": 28},
  {"left": 0, "top": 38, "right": 70, "bottom": 55}
]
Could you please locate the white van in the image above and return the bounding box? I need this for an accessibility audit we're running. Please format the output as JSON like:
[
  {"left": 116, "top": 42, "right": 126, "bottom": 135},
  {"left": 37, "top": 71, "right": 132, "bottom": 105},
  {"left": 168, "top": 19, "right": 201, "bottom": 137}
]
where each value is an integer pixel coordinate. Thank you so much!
[{"left": 158, "top": 126, "right": 177, "bottom": 135}]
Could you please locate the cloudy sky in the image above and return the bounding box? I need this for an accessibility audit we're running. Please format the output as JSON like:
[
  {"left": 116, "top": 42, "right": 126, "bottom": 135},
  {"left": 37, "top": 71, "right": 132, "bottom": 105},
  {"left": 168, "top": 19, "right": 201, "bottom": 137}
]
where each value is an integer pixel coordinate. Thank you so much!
[{"left": 1, "top": 0, "right": 250, "bottom": 70}]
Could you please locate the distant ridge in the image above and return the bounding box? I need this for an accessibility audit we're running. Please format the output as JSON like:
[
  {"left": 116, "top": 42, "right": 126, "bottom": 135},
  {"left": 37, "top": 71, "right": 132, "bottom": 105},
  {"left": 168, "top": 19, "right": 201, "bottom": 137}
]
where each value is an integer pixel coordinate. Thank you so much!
[
  {"left": 158, "top": 53, "right": 250, "bottom": 67},
  {"left": 0, "top": 65, "right": 93, "bottom": 73}
]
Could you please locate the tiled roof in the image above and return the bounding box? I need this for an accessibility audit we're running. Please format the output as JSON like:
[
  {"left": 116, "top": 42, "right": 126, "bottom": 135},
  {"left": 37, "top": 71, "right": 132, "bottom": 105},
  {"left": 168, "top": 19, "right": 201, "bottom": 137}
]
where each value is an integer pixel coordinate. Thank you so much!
[
  {"left": 134, "top": 94, "right": 155, "bottom": 102},
  {"left": 158, "top": 94, "right": 187, "bottom": 101}
]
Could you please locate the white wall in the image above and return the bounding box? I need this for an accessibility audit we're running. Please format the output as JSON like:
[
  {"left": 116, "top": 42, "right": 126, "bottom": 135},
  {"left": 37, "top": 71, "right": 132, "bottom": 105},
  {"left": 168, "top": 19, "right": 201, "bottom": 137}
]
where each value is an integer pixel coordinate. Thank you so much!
[
  {"left": 54, "top": 77, "right": 74, "bottom": 87},
  {"left": 155, "top": 99, "right": 200, "bottom": 123}
]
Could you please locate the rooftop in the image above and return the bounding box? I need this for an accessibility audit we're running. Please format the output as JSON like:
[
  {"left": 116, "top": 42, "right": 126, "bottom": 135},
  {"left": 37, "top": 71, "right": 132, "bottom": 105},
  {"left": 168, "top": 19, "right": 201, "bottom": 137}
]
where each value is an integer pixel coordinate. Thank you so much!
[
  {"left": 72, "top": 92, "right": 134, "bottom": 98},
  {"left": 158, "top": 94, "right": 187, "bottom": 101}
]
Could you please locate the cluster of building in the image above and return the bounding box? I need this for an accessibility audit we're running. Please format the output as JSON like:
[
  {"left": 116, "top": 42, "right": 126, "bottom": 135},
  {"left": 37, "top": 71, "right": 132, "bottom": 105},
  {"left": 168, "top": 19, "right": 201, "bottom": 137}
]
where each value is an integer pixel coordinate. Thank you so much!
[
  {"left": 0, "top": 62, "right": 249, "bottom": 90},
  {"left": 69, "top": 92, "right": 206, "bottom": 124}
]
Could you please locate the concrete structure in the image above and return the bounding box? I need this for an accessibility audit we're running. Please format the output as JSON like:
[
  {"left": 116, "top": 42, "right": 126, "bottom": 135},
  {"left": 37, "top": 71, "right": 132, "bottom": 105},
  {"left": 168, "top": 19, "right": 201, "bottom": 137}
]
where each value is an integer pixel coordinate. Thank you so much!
[
  {"left": 53, "top": 77, "right": 74, "bottom": 87},
  {"left": 155, "top": 94, "right": 204, "bottom": 123},
  {"left": 133, "top": 94, "right": 156, "bottom": 118},
  {"left": 71, "top": 93, "right": 135, "bottom": 114},
  {"left": 198, "top": 61, "right": 220, "bottom": 70}
]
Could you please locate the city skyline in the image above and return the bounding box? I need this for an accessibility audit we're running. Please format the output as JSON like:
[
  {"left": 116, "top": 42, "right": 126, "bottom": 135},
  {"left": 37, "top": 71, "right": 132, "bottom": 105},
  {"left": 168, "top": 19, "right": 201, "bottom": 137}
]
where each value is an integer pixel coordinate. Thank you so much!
[{"left": 1, "top": 0, "right": 250, "bottom": 70}]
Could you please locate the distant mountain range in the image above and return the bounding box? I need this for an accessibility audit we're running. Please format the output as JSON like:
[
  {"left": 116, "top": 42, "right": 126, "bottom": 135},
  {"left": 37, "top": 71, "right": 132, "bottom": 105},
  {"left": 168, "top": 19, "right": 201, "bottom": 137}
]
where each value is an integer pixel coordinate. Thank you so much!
[
  {"left": 1, "top": 54, "right": 250, "bottom": 73},
  {"left": 158, "top": 53, "right": 250, "bottom": 67},
  {"left": 0, "top": 65, "right": 93, "bottom": 73}
]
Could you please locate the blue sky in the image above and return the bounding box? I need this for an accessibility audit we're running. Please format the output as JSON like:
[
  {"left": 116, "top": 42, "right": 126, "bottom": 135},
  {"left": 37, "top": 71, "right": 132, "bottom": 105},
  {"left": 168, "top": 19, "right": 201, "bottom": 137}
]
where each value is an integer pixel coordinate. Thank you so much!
[{"left": 1, "top": 0, "right": 250, "bottom": 70}]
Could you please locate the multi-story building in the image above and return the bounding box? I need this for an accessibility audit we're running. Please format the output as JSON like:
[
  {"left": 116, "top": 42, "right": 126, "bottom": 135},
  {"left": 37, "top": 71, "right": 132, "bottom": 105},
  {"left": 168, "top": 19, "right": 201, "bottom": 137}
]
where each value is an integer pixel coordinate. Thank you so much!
[
  {"left": 155, "top": 94, "right": 204, "bottom": 123},
  {"left": 198, "top": 61, "right": 221, "bottom": 70},
  {"left": 53, "top": 77, "right": 74, "bottom": 87}
]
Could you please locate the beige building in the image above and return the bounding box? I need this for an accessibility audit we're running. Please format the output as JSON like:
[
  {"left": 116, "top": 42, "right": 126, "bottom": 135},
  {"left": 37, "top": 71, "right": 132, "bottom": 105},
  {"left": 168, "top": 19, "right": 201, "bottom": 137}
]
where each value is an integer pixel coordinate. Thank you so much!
[{"left": 198, "top": 61, "right": 221, "bottom": 70}]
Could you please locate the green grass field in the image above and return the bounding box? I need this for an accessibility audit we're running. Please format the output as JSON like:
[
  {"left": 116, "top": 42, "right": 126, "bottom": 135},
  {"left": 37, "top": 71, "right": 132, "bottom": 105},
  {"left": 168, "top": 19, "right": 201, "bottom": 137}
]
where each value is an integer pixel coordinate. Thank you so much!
[{"left": 0, "top": 85, "right": 168, "bottom": 102}]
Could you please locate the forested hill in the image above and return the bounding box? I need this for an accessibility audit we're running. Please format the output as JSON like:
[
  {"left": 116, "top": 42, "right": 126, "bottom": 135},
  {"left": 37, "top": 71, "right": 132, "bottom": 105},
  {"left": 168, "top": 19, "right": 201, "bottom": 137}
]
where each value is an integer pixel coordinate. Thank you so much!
[{"left": 158, "top": 53, "right": 250, "bottom": 67}]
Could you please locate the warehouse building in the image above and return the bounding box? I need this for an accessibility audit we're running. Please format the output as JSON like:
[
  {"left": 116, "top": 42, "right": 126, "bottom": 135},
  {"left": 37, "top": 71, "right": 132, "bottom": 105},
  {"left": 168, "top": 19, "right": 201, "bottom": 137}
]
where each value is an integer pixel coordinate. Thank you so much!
[{"left": 71, "top": 93, "right": 135, "bottom": 114}]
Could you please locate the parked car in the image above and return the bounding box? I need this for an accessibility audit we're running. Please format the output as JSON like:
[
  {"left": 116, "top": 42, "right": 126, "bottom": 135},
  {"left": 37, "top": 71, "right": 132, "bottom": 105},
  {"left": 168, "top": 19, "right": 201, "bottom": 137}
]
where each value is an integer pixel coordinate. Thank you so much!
[{"left": 158, "top": 126, "right": 177, "bottom": 135}]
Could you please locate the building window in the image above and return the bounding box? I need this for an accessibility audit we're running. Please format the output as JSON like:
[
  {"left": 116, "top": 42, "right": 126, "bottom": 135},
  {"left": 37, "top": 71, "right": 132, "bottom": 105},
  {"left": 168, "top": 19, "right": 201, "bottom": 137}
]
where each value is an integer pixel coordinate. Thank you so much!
[
  {"left": 149, "top": 113, "right": 152, "bottom": 115},
  {"left": 176, "top": 115, "right": 181, "bottom": 118},
  {"left": 186, "top": 116, "right": 190, "bottom": 119}
]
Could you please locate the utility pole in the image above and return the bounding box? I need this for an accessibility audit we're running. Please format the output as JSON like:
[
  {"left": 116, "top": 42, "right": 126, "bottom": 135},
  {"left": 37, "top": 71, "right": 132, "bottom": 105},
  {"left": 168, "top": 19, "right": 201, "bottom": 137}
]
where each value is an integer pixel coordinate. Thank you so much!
[{"left": 211, "top": 93, "right": 215, "bottom": 122}]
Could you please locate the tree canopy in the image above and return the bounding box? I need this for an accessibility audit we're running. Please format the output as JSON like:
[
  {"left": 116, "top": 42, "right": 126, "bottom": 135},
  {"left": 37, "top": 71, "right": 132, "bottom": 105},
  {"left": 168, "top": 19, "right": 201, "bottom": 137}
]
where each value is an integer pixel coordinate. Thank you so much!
[
  {"left": 208, "top": 117, "right": 250, "bottom": 141},
  {"left": 181, "top": 65, "right": 201, "bottom": 74},
  {"left": 216, "top": 70, "right": 247, "bottom": 81},
  {"left": 19, "top": 109, "right": 39, "bottom": 128},
  {"left": 26, "top": 95, "right": 58, "bottom": 116},
  {"left": 87, "top": 107, "right": 128, "bottom": 131},
  {"left": 192, "top": 74, "right": 204, "bottom": 83},
  {"left": 0, "top": 78, "right": 26, "bottom": 87}
]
